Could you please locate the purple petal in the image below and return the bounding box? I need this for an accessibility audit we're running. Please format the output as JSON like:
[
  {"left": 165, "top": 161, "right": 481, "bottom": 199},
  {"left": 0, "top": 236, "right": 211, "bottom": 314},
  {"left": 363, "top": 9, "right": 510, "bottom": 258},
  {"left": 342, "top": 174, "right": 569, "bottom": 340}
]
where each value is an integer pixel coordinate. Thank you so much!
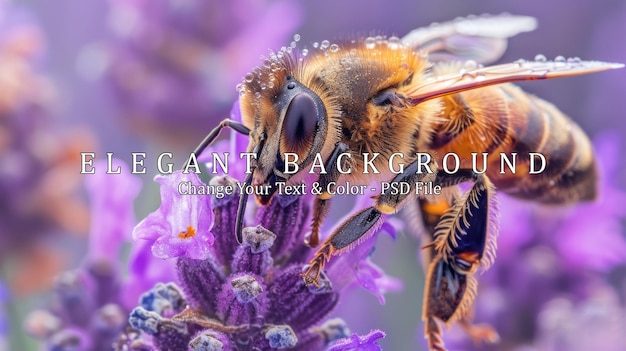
[
  {"left": 355, "top": 259, "right": 403, "bottom": 305},
  {"left": 133, "top": 171, "right": 215, "bottom": 260},
  {"left": 123, "top": 240, "right": 177, "bottom": 310},
  {"left": 327, "top": 330, "right": 386, "bottom": 351}
]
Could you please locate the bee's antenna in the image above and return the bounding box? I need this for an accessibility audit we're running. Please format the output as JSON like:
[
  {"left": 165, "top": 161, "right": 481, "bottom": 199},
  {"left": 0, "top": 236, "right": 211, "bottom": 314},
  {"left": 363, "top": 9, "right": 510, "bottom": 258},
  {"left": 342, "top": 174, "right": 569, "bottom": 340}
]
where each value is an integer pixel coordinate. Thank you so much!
[{"left": 235, "top": 133, "right": 266, "bottom": 244}]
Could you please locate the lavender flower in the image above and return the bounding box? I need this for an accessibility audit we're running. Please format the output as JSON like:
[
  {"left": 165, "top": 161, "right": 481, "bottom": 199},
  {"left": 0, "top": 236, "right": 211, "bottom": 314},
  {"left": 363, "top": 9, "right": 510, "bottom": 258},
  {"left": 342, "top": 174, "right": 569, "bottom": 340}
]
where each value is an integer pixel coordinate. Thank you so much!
[
  {"left": 327, "top": 330, "right": 386, "bottom": 351},
  {"left": 25, "top": 160, "right": 145, "bottom": 351},
  {"left": 133, "top": 171, "right": 215, "bottom": 260},
  {"left": 121, "top": 171, "right": 391, "bottom": 350},
  {"left": 104, "top": 0, "right": 302, "bottom": 143},
  {"left": 445, "top": 133, "right": 626, "bottom": 351}
]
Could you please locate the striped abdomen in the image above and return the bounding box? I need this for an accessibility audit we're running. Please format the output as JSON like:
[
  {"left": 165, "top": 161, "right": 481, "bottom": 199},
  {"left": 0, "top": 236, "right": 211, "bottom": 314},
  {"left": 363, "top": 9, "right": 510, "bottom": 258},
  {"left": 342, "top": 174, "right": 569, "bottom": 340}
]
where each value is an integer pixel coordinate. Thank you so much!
[{"left": 428, "top": 83, "right": 597, "bottom": 204}]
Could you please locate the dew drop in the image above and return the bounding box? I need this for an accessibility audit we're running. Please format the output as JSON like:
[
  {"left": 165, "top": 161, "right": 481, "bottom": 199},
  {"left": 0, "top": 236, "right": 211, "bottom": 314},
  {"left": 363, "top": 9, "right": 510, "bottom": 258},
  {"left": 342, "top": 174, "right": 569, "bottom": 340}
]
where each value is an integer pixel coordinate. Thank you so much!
[
  {"left": 301, "top": 48, "right": 308, "bottom": 56},
  {"left": 329, "top": 44, "right": 339, "bottom": 52},
  {"left": 268, "top": 81, "right": 274, "bottom": 89},
  {"left": 534, "top": 54, "right": 547, "bottom": 62},
  {"left": 313, "top": 42, "right": 319, "bottom": 48},
  {"left": 514, "top": 58, "right": 526, "bottom": 67},
  {"left": 260, "top": 83, "right": 267, "bottom": 90},
  {"left": 463, "top": 59, "right": 478, "bottom": 70},
  {"left": 387, "top": 36, "right": 401, "bottom": 50},
  {"left": 255, "top": 92, "right": 261, "bottom": 99},
  {"left": 320, "top": 40, "right": 330, "bottom": 50},
  {"left": 293, "top": 34, "right": 301, "bottom": 42},
  {"left": 340, "top": 57, "right": 352, "bottom": 70},
  {"left": 555, "top": 55, "right": 566, "bottom": 63},
  {"left": 364, "top": 37, "right": 376, "bottom": 49},
  {"left": 567, "top": 56, "right": 581, "bottom": 64},
  {"left": 244, "top": 73, "right": 254, "bottom": 83},
  {"left": 290, "top": 41, "right": 297, "bottom": 49}
]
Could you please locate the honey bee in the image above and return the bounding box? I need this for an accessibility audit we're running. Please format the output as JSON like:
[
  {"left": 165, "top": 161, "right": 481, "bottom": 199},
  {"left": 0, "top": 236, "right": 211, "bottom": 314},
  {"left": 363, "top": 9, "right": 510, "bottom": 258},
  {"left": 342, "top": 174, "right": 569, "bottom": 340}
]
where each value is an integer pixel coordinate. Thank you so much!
[{"left": 189, "top": 14, "right": 623, "bottom": 350}]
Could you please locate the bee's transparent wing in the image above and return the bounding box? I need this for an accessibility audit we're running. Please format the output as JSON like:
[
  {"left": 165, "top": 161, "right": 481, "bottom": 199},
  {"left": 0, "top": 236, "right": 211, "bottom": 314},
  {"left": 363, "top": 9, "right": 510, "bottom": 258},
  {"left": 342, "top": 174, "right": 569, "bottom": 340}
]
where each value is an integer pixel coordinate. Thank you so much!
[
  {"left": 406, "top": 59, "right": 624, "bottom": 105},
  {"left": 402, "top": 14, "right": 537, "bottom": 64}
]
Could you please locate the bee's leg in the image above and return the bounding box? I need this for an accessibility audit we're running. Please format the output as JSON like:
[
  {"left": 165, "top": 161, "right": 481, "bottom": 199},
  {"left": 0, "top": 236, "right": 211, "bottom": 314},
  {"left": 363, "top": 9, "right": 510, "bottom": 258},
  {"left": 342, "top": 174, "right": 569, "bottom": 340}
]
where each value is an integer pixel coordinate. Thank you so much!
[
  {"left": 409, "top": 169, "right": 476, "bottom": 266},
  {"left": 430, "top": 173, "right": 498, "bottom": 273},
  {"left": 302, "top": 154, "right": 436, "bottom": 286},
  {"left": 415, "top": 189, "right": 462, "bottom": 263},
  {"left": 422, "top": 255, "right": 479, "bottom": 351},
  {"left": 422, "top": 174, "right": 500, "bottom": 350},
  {"left": 186, "top": 118, "right": 250, "bottom": 168},
  {"left": 307, "top": 142, "right": 350, "bottom": 247}
]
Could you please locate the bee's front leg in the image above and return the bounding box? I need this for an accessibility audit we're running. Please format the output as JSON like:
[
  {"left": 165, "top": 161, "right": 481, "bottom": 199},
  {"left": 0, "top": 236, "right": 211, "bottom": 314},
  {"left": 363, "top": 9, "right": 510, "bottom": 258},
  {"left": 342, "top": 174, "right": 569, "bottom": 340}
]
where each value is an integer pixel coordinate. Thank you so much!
[
  {"left": 187, "top": 118, "right": 250, "bottom": 167},
  {"left": 422, "top": 174, "right": 500, "bottom": 350},
  {"left": 301, "top": 154, "right": 436, "bottom": 286}
]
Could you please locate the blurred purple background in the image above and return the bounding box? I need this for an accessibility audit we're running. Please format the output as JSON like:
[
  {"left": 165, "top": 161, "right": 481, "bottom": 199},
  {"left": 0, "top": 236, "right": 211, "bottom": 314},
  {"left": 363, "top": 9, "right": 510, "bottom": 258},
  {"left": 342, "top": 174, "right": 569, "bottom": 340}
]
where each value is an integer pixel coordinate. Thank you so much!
[{"left": 3, "top": 0, "right": 626, "bottom": 350}]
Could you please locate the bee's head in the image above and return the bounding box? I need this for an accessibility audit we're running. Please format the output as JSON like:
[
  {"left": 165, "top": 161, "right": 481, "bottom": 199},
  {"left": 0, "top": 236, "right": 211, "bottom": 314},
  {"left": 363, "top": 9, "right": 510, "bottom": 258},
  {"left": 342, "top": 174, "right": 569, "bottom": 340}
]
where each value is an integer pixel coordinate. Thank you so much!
[{"left": 239, "top": 59, "right": 331, "bottom": 205}]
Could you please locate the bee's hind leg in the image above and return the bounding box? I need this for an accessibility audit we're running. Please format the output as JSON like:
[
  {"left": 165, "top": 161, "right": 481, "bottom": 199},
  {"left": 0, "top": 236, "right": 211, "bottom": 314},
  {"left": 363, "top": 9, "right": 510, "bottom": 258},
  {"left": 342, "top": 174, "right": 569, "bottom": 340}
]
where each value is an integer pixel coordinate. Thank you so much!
[{"left": 421, "top": 173, "right": 500, "bottom": 350}]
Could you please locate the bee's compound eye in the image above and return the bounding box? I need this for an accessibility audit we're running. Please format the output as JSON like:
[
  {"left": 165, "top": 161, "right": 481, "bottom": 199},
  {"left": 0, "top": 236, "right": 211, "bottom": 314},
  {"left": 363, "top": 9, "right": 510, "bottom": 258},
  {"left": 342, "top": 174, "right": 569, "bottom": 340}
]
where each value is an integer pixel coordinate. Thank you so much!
[{"left": 283, "top": 93, "right": 318, "bottom": 150}]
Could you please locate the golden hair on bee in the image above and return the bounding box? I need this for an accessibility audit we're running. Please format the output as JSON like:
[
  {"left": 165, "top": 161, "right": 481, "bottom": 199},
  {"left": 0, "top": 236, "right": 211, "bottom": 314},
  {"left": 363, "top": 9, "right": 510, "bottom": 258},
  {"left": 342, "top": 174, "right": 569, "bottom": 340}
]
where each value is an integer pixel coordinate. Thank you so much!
[{"left": 238, "top": 35, "right": 445, "bottom": 187}]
